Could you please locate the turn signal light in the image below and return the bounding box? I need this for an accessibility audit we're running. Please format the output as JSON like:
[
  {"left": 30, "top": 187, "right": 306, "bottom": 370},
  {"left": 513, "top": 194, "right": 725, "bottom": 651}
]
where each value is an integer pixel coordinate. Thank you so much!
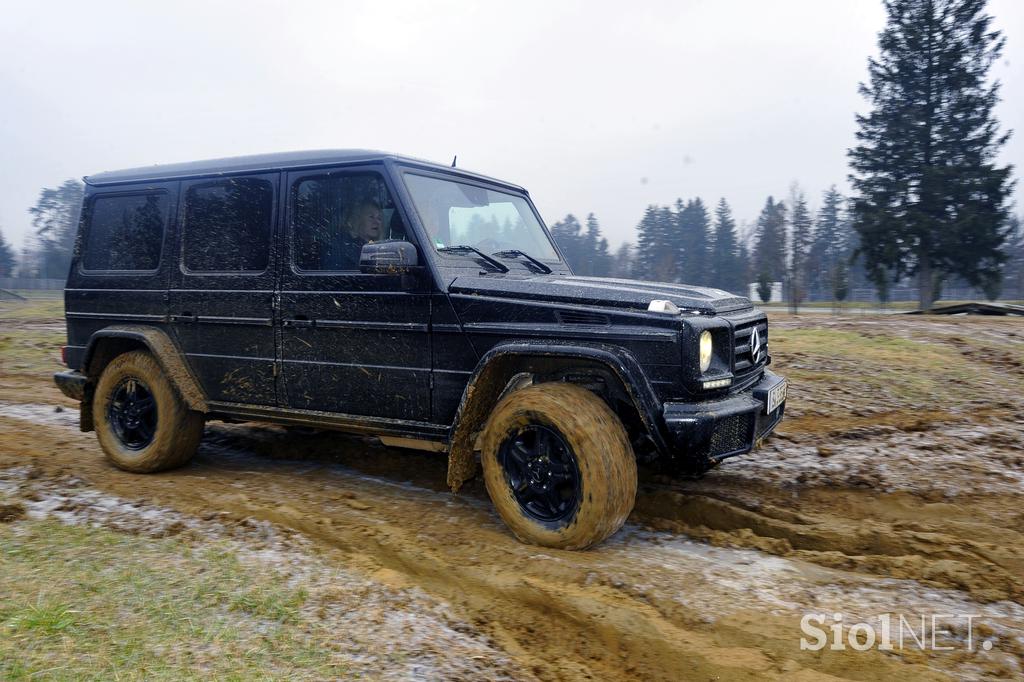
[
  {"left": 702, "top": 378, "right": 732, "bottom": 390},
  {"left": 60, "top": 345, "right": 68, "bottom": 366}
]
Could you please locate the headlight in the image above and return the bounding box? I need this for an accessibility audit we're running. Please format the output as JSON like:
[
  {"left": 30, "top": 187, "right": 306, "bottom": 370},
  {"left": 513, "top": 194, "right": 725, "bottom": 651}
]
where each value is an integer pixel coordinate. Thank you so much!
[{"left": 699, "top": 331, "right": 713, "bottom": 372}]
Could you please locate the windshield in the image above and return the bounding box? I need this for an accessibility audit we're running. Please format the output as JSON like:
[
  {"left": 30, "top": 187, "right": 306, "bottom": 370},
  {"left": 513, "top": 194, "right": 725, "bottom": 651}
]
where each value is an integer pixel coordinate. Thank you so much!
[{"left": 402, "top": 173, "right": 560, "bottom": 261}]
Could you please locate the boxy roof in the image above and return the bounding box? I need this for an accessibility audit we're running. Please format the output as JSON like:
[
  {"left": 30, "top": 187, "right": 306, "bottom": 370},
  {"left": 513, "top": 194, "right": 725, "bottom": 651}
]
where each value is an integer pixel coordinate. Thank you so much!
[{"left": 84, "top": 149, "right": 524, "bottom": 191}]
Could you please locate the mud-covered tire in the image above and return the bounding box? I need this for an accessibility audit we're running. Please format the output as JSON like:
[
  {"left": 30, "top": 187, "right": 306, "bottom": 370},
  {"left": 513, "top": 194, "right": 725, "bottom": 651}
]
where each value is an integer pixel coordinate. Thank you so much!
[
  {"left": 94, "top": 350, "right": 204, "bottom": 473},
  {"left": 480, "top": 382, "right": 637, "bottom": 550}
]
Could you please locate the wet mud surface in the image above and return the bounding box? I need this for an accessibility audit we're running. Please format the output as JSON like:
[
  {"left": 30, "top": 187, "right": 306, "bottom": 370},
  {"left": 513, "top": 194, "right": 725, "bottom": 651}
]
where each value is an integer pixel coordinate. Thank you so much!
[{"left": 1, "top": 312, "right": 1023, "bottom": 679}]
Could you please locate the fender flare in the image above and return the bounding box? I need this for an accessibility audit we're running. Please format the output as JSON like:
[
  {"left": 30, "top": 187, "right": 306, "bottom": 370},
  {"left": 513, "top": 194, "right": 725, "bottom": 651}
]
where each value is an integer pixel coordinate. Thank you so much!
[
  {"left": 82, "top": 325, "right": 208, "bottom": 413},
  {"left": 445, "top": 340, "right": 667, "bottom": 490}
]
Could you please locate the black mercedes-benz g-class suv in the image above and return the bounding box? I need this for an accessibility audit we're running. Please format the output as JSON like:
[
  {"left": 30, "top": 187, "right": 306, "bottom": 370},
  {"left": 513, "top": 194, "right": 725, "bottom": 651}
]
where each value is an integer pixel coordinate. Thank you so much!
[{"left": 54, "top": 150, "right": 786, "bottom": 549}]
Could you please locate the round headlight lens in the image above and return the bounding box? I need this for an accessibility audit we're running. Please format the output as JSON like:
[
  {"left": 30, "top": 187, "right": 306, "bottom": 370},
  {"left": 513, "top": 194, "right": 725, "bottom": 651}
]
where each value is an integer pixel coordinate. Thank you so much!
[{"left": 699, "top": 331, "right": 713, "bottom": 372}]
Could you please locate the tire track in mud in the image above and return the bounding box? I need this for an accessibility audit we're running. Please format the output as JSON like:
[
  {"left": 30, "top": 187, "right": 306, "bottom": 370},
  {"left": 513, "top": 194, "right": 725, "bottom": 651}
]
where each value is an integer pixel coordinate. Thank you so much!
[
  {"left": 2, "top": 404, "right": 1022, "bottom": 679},
  {"left": 635, "top": 483, "right": 1024, "bottom": 606}
]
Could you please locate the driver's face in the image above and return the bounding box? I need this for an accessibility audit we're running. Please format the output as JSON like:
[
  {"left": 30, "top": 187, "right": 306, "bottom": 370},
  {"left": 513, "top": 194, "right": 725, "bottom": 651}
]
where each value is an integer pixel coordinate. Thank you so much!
[{"left": 350, "top": 205, "right": 383, "bottom": 242}]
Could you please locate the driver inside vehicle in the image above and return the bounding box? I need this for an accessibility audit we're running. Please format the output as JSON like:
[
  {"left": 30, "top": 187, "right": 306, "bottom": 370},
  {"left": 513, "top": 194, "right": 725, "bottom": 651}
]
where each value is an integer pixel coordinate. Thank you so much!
[{"left": 324, "top": 199, "right": 383, "bottom": 270}]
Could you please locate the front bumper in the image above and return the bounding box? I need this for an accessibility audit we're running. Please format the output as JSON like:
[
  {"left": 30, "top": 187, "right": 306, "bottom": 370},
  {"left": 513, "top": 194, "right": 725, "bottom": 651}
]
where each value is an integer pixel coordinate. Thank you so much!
[{"left": 662, "top": 370, "right": 786, "bottom": 466}]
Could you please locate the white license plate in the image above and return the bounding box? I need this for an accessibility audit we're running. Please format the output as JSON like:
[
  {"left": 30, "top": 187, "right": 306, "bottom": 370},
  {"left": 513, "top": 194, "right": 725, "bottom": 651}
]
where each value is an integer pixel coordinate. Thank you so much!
[{"left": 766, "top": 379, "right": 787, "bottom": 413}]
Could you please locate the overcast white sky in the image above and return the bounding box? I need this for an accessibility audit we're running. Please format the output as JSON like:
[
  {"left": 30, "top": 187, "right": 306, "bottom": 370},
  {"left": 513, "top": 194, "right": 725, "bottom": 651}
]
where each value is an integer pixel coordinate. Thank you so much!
[{"left": 1, "top": 0, "right": 1021, "bottom": 251}]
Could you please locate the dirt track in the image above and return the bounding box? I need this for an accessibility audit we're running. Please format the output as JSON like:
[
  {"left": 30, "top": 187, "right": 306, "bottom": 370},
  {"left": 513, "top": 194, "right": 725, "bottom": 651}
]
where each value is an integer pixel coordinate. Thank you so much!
[{"left": 1, "top": 310, "right": 1023, "bottom": 679}]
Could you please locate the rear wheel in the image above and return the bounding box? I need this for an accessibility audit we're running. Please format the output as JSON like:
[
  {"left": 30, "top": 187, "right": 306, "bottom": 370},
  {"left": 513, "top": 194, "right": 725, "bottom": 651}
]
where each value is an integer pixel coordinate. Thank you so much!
[
  {"left": 480, "top": 382, "right": 637, "bottom": 550},
  {"left": 94, "top": 350, "right": 204, "bottom": 473}
]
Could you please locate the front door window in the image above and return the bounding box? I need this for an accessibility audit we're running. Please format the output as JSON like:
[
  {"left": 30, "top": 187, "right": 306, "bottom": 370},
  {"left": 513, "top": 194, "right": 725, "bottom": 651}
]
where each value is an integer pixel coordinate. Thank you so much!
[{"left": 292, "top": 172, "right": 408, "bottom": 272}]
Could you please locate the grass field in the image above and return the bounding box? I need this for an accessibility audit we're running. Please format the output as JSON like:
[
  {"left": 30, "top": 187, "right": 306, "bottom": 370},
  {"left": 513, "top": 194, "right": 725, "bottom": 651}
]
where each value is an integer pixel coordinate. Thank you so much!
[{"left": 0, "top": 519, "right": 342, "bottom": 681}]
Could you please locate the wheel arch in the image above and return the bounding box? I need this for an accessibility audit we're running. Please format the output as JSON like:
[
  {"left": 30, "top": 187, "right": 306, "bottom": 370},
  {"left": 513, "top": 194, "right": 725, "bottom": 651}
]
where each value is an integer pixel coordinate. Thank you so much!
[
  {"left": 82, "top": 325, "right": 208, "bottom": 413},
  {"left": 446, "top": 341, "right": 667, "bottom": 491}
]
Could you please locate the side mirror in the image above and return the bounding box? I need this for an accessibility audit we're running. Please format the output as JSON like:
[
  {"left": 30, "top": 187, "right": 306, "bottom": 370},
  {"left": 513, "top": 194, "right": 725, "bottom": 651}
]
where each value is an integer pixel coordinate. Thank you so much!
[{"left": 359, "top": 240, "right": 420, "bottom": 274}]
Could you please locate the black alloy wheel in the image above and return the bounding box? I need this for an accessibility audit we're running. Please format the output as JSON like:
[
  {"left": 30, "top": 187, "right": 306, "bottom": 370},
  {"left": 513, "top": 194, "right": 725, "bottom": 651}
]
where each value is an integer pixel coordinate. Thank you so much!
[
  {"left": 498, "top": 424, "right": 582, "bottom": 525},
  {"left": 107, "top": 377, "right": 157, "bottom": 450}
]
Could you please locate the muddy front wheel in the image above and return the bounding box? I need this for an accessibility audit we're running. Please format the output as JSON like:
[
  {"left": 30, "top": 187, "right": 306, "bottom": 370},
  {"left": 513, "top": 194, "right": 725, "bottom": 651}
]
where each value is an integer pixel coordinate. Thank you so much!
[
  {"left": 480, "top": 382, "right": 637, "bottom": 550},
  {"left": 93, "top": 350, "right": 204, "bottom": 473}
]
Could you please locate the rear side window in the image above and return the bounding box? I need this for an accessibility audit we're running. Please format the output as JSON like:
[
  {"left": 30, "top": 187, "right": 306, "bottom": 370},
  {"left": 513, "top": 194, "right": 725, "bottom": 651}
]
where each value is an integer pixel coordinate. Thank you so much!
[
  {"left": 82, "top": 193, "right": 167, "bottom": 271},
  {"left": 183, "top": 177, "right": 274, "bottom": 273}
]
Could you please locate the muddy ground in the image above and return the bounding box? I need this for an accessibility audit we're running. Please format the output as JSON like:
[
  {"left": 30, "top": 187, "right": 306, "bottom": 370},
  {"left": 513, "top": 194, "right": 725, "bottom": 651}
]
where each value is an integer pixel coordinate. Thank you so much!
[{"left": 1, "top": 304, "right": 1022, "bottom": 680}]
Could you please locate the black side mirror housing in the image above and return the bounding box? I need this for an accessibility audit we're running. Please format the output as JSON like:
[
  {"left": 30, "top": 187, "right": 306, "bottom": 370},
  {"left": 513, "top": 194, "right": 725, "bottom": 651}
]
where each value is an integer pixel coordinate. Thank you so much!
[{"left": 359, "top": 240, "right": 421, "bottom": 274}]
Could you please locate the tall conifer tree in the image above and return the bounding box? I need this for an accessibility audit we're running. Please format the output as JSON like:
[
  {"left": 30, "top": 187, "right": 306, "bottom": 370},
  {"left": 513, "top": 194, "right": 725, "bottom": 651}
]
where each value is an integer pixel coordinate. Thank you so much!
[
  {"left": 28, "top": 179, "right": 84, "bottom": 279},
  {"left": 752, "top": 197, "right": 787, "bottom": 283},
  {"left": 848, "top": 0, "right": 1014, "bottom": 310},
  {"left": 710, "top": 198, "right": 743, "bottom": 293},
  {"left": 788, "top": 188, "right": 814, "bottom": 312},
  {"left": 0, "top": 228, "right": 15, "bottom": 277},
  {"left": 809, "top": 186, "right": 847, "bottom": 297},
  {"left": 677, "top": 198, "right": 710, "bottom": 284},
  {"left": 634, "top": 206, "right": 659, "bottom": 281}
]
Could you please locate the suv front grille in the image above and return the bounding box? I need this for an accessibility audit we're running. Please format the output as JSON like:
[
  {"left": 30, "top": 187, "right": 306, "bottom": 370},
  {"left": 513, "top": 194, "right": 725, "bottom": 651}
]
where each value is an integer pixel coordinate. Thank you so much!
[
  {"left": 732, "top": 318, "right": 768, "bottom": 377},
  {"left": 709, "top": 413, "right": 753, "bottom": 457}
]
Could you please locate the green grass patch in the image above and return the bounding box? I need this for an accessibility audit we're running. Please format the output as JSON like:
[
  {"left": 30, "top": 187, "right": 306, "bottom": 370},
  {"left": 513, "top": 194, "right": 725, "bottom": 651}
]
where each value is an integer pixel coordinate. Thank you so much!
[
  {"left": 0, "top": 329, "right": 66, "bottom": 374},
  {"left": 0, "top": 520, "right": 345, "bottom": 680},
  {"left": 0, "top": 297, "right": 66, "bottom": 375},
  {"left": 774, "top": 328, "right": 955, "bottom": 364},
  {"left": 230, "top": 585, "right": 308, "bottom": 623},
  {"left": 772, "top": 328, "right": 998, "bottom": 406},
  {"left": 0, "top": 297, "right": 64, "bottom": 322},
  {"left": 6, "top": 598, "right": 78, "bottom": 635},
  {"left": 763, "top": 299, "right": 1024, "bottom": 310}
]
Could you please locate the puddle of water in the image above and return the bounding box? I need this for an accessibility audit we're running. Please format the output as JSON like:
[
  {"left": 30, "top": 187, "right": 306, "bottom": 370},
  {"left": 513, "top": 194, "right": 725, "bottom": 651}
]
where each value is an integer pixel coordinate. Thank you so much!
[{"left": 0, "top": 402, "right": 79, "bottom": 428}]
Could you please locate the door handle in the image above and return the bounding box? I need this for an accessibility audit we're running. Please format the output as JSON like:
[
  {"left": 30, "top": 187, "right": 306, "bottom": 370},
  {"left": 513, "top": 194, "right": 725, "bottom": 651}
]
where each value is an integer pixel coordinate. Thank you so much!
[
  {"left": 171, "top": 312, "right": 198, "bottom": 323},
  {"left": 283, "top": 316, "right": 314, "bottom": 328}
]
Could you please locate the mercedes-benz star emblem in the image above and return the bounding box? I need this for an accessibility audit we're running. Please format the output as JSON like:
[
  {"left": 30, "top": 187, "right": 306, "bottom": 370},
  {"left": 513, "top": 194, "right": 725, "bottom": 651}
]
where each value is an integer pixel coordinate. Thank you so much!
[{"left": 750, "top": 327, "right": 762, "bottom": 362}]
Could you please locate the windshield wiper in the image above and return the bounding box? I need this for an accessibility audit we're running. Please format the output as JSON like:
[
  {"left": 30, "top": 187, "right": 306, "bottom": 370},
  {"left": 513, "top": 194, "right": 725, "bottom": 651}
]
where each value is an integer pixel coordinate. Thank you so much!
[
  {"left": 492, "top": 249, "right": 553, "bottom": 274},
  {"left": 437, "top": 245, "right": 509, "bottom": 273}
]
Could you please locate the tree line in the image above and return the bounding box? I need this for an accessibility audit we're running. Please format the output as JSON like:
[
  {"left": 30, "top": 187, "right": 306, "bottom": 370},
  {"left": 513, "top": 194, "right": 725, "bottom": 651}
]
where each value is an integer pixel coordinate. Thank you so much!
[
  {"left": 549, "top": 186, "right": 873, "bottom": 307},
  {"left": 4, "top": 174, "right": 1023, "bottom": 309}
]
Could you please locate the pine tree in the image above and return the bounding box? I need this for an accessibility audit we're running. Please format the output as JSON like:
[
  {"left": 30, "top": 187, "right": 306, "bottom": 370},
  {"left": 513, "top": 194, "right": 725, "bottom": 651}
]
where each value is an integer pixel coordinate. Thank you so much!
[
  {"left": 17, "top": 245, "right": 36, "bottom": 277},
  {"left": 808, "top": 186, "right": 847, "bottom": 299},
  {"left": 584, "top": 213, "right": 613, "bottom": 276},
  {"left": 677, "top": 198, "right": 710, "bottom": 284},
  {"left": 710, "top": 198, "right": 743, "bottom": 294},
  {"left": 737, "top": 242, "right": 752, "bottom": 298},
  {"left": 611, "top": 242, "right": 634, "bottom": 279},
  {"left": 551, "top": 213, "right": 614, "bottom": 276},
  {"left": 634, "top": 206, "right": 660, "bottom": 280},
  {"left": 635, "top": 205, "right": 678, "bottom": 282},
  {"left": 832, "top": 260, "right": 850, "bottom": 312},
  {"left": 29, "top": 179, "right": 85, "bottom": 279},
  {"left": 653, "top": 206, "right": 678, "bottom": 281},
  {"left": 549, "top": 214, "right": 585, "bottom": 271},
  {"left": 752, "top": 196, "right": 787, "bottom": 284},
  {"left": 787, "top": 187, "right": 814, "bottom": 313},
  {"left": 757, "top": 272, "right": 773, "bottom": 304},
  {"left": 594, "top": 236, "right": 612, "bottom": 277},
  {"left": 848, "top": 0, "right": 1015, "bottom": 311},
  {"left": 581, "top": 213, "right": 598, "bottom": 276},
  {"left": 1001, "top": 214, "right": 1023, "bottom": 299},
  {"left": 0, "top": 227, "right": 15, "bottom": 277}
]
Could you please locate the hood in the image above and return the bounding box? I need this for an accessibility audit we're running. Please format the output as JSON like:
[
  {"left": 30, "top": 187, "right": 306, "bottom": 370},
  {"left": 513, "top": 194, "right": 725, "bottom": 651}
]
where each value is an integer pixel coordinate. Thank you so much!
[{"left": 448, "top": 275, "right": 752, "bottom": 315}]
